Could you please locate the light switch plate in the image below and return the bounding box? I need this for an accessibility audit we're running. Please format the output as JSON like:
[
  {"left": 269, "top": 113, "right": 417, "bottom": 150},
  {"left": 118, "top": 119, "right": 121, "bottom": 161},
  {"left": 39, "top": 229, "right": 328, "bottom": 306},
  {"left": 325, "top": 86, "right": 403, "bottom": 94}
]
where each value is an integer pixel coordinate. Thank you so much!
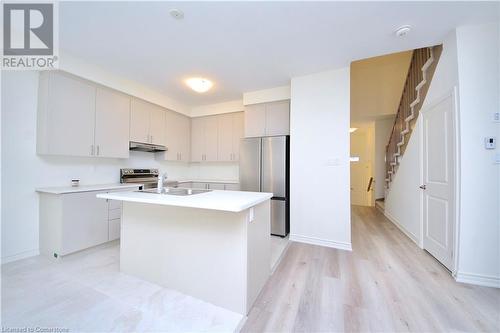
[
  {"left": 485, "top": 137, "right": 496, "bottom": 149},
  {"left": 493, "top": 112, "right": 500, "bottom": 123}
]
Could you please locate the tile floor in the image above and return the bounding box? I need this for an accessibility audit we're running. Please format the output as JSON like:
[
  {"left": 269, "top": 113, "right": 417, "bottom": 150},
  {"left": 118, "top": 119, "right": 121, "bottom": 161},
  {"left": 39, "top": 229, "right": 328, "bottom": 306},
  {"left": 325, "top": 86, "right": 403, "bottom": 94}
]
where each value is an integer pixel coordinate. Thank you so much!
[
  {"left": 1, "top": 241, "right": 242, "bottom": 332},
  {"left": 2, "top": 236, "right": 290, "bottom": 332}
]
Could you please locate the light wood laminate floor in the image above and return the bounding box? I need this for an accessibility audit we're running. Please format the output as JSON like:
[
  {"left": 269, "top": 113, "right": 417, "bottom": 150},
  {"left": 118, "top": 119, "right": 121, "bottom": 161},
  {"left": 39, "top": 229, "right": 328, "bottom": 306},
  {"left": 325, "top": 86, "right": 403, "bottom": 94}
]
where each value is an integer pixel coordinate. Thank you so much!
[{"left": 242, "top": 206, "right": 500, "bottom": 332}]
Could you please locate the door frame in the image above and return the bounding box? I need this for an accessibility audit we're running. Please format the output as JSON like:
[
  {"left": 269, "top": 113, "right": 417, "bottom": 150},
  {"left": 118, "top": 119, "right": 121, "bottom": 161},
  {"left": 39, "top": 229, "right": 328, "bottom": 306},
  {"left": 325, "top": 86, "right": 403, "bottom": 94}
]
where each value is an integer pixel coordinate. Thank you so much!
[{"left": 419, "top": 87, "right": 460, "bottom": 275}]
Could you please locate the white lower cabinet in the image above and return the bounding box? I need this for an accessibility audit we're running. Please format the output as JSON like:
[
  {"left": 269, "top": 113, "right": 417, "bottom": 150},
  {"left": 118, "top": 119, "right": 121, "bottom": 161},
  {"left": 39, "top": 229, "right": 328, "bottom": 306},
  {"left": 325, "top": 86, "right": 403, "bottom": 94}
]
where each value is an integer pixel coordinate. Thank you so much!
[
  {"left": 39, "top": 188, "right": 135, "bottom": 259},
  {"left": 183, "top": 182, "right": 239, "bottom": 190}
]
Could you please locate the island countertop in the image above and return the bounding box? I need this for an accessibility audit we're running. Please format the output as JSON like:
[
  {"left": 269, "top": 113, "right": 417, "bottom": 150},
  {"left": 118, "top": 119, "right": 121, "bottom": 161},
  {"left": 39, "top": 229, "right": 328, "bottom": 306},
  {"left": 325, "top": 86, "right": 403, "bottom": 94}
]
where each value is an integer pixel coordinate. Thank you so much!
[{"left": 96, "top": 190, "right": 273, "bottom": 212}]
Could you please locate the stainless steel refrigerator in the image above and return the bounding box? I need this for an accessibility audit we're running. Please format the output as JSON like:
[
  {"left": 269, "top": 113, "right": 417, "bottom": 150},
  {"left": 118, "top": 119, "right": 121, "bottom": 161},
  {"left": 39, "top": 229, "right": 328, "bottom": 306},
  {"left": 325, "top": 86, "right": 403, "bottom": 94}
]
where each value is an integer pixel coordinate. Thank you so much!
[{"left": 239, "top": 136, "right": 290, "bottom": 236}]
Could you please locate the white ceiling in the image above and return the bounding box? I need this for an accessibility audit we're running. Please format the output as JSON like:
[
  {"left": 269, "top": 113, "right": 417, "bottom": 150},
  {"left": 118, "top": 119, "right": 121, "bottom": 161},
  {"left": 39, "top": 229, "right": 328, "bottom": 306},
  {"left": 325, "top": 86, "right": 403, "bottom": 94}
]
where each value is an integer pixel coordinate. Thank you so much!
[{"left": 59, "top": 1, "right": 498, "bottom": 107}]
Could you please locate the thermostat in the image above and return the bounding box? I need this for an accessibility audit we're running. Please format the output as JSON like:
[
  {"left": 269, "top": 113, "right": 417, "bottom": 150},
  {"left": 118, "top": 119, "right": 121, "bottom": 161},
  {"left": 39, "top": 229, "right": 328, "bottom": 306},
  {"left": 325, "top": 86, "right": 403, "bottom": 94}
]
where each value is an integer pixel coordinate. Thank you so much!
[{"left": 485, "top": 137, "right": 496, "bottom": 149}]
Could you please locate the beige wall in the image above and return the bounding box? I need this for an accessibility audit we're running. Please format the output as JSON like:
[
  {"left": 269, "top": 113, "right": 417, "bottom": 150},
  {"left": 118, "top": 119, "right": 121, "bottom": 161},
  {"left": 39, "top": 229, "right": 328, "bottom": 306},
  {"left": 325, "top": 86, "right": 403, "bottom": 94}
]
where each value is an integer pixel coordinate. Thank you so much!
[{"left": 350, "top": 51, "right": 412, "bottom": 122}]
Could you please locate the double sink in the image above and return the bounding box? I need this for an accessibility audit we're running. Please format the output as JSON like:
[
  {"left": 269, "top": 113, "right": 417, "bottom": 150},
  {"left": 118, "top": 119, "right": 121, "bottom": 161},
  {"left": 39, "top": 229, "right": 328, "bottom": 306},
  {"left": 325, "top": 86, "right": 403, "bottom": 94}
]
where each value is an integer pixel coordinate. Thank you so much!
[{"left": 137, "top": 187, "right": 212, "bottom": 196}]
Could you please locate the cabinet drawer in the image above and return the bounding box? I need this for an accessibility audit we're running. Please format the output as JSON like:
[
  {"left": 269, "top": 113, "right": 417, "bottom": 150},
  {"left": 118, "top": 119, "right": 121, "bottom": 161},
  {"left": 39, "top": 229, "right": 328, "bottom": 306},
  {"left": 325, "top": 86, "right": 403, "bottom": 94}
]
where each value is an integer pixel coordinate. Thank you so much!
[
  {"left": 108, "top": 199, "right": 122, "bottom": 210},
  {"left": 108, "top": 208, "right": 121, "bottom": 220},
  {"left": 109, "top": 218, "right": 120, "bottom": 241}
]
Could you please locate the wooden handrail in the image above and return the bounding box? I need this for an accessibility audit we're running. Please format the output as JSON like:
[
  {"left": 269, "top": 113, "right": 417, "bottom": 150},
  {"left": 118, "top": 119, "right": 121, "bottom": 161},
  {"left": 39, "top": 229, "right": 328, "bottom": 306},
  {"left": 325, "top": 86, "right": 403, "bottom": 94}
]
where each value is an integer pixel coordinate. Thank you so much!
[{"left": 385, "top": 45, "right": 442, "bottom": 187}]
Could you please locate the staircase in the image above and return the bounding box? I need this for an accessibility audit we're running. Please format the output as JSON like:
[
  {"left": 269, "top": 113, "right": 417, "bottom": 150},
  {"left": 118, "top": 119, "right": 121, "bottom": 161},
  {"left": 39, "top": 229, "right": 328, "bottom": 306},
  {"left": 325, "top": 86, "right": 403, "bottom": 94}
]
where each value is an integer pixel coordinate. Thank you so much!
[{"left": 385, "top": 45, "right": 442, "bottom": 187}]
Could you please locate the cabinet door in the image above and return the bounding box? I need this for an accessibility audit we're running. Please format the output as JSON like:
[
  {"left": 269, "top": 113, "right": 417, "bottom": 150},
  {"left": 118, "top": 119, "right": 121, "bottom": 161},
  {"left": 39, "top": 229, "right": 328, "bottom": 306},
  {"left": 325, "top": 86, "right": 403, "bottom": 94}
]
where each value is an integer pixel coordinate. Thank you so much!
[
  {"left": 164, "top": 110, "right": 180, "bottom": 161},
  {"left": 130, "top": 98, "right": 151, "bottom": 143},
  {"left": 265, "top": 100, "right": 290, "bottom": 136},
  {"left": 191, "top": 182, "right": 208, "bottom": 189},
  {"left": 232, "top": 112, "right": 244, "bottom": 161},
  {"left": 204, "top": 116, "right": 219, "bottom": 161},
  {"left": 244, "top": 104, "right": 266, "bottom": 137},
  {"left": 149, "top": 105, "right": 165, "bottom": 146},
  {"left": 47, "top": 73, "right": 96, "bottom": 157},
  {"left": 208, "top": 183, "right": 225, "bottom": 190},
  {"left": 95, "top": 87, "right": 130, "bottom": 158},
  {"left": 191, "top": 117, "right": 204, "bottom": 162},
  {"left": 224, "top": 183, "right": 240, "bottom": 191},
  {"left": 60, "top": 191, "right": 108, "bottom": 255},
  {"left": 178, "top": 114, "right": 191, "bottom": 162},
  {"left": 217, "top": 113, "right": 233, "bottom": 161}
]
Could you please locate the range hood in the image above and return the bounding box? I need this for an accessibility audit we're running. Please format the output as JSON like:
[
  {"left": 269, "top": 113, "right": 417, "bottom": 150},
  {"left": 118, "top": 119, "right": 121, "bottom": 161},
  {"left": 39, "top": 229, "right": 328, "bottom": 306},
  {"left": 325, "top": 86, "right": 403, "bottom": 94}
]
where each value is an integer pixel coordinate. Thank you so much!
[{"left": 129, "top": 141, "right": 167, "bottom": 153}]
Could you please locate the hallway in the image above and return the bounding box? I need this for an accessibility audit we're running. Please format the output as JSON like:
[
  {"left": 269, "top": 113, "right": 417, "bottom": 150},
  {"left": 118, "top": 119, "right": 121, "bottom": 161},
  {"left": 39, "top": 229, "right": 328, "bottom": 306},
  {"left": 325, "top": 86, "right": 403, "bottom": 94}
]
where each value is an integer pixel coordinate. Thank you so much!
[{"left": 242, "top": 206, "right": 500, "bottom": 332}]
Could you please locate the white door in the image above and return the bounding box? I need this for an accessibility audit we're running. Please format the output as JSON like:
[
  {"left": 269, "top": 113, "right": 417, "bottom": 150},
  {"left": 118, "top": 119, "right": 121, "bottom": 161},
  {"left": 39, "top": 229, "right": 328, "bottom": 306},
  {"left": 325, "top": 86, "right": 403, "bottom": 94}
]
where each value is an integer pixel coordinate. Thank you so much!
[
  {"left": 350, "top": 130, "right": 373, "bottom": 206},
  {"left": 95, "top": 87, "right": 130, "bottom": 158},
  {"left": 422, "top": 93, "right": 455, "bottom": 271}
]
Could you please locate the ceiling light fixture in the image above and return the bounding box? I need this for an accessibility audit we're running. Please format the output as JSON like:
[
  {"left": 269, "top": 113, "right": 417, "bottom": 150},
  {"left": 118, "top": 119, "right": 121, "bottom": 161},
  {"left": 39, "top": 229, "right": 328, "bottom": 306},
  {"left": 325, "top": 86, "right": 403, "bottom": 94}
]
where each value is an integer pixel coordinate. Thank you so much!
[
  {"left": 186, "top": 77, "right": 214, "bottom": 93},
  {"left": 395, "top": 25, "right": 411, "bottom": 37},
  {"left": 349, "top": 128, "right": 358, "bottom": 133},
  {"left": 169, "top": 9, "right": 184, "bottom": 20}
]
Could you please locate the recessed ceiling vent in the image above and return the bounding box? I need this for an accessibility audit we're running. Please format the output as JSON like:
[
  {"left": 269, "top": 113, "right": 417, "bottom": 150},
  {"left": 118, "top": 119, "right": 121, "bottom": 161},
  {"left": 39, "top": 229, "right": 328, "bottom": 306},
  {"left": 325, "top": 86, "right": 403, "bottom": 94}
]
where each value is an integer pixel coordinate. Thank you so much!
[
  {"left": 169, "top": 9, "right": 184, "bottom": 20},
  {"left": 395, "top": 25, "right": 411, "bottom": 37}
]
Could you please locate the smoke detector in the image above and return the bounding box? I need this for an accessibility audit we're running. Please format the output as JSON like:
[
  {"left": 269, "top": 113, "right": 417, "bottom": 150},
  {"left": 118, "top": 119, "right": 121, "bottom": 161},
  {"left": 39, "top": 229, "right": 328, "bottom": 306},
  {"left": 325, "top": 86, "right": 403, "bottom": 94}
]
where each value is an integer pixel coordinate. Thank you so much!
[
  {"left": 395, "top": 25, "right": 411, "bottom": 37},
  {"left": 169, "top": 9, "right": 184, "bottom": 20}
]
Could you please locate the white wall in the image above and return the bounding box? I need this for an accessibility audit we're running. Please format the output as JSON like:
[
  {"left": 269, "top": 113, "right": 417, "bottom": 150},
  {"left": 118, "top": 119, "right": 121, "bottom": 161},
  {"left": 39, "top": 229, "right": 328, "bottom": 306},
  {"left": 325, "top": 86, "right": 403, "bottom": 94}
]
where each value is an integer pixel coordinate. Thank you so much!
[
  {"left": 0, "top": 71, "right": 237, "bottom": 263},
  {"left": 243, "top": 85, "right": 290, "bottom": 105},
  {"left": 385, "top": 118, "right": 423, "bottom": 245},
  {"left": 454, "top": 22, "right": 500, "bottom": 286},
  {"left": 374, "top": 117, "right": 395, "bottom": 199},
  {"left": 385, "top": 24, "right": 500, "bottom": 286},
  {"left": 290, "top": 68, "right": 351, "bottom": 250},
  {"left": 190, "top": 100, "right": 244, "bottom": 118}
]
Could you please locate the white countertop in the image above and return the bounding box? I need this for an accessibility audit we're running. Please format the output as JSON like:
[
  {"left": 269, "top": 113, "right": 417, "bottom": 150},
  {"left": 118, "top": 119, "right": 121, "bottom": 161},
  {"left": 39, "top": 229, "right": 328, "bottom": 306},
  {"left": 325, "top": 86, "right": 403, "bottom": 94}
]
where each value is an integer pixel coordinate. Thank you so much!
[
  {"left": 36, "top": 183, "right": 142, "bottom": 194},
  {"left": 96, "top": 190, "right": 272, "bottom": 213}
]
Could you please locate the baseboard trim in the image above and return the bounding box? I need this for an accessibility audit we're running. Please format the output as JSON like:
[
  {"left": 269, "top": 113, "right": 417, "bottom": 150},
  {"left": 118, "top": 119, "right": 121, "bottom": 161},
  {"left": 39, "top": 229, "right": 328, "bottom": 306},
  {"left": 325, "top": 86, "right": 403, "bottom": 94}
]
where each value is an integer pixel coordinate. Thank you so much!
[
  {"left": 2, "top": 248, "right": 39, "bottom": 264},
  {"left": 289, "top": 234, "right": 352, "bottom": 251},
  {"left": 455, "top": 271, "right": 500, "bottom": 288},
  {"left": 383, "top": 211, "right": 421, "bottom": 247}
]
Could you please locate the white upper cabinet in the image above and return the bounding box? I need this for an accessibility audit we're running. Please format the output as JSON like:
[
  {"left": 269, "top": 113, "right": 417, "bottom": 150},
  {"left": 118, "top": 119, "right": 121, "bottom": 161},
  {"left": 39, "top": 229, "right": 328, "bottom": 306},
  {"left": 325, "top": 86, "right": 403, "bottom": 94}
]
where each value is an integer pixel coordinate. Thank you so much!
[
  {"left": 244, "top": 104, "right": 266, "bottom": 137},
  {"left": 149, "top": 105, "right": 166, "bottom": 146},
  {"left": 38, "top": 72, "right": 96, "bottom": 157},
  {"left": 217, "top": 114, "right": 234, "bottom": 161},
  {"left": 265, "top": 100, "right": 290, "bottom": 136},
  {"left": 244, "top": 100, "right": 290, "bottom": 137},
  {"left": 130, "top": 99, "right": 150, "bottom": 143},
  {"left": 192, "top": 112, "right": 243, "bottom": 163},
  {"left": 38, "top": 72, "right": 132, "bottom": 158},
  {"left": 130, "top": 98, "right": 165, "bottom": 145},
  {"left": 94, "top": 87, "right": 130, "bottom": 158},
  {"left": 232, "top": 112, "right": 244, "bottom": 161},
  {"left": 218, "top": 112, "right": 244, "bottom": 161},
  {"left": 191, "top": 116, "right": 219, "bottom": 162},
  {"left": 163, "top": 110, "right": 191, "bottom": 162}
]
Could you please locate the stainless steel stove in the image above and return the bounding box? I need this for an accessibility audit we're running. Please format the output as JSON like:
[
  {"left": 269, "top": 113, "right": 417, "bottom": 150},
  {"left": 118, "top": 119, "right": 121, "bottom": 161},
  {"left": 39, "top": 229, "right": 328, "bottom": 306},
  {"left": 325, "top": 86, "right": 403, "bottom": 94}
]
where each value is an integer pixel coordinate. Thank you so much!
[{"left": 120, "top": 168, "right": 159, "bottom": 189}]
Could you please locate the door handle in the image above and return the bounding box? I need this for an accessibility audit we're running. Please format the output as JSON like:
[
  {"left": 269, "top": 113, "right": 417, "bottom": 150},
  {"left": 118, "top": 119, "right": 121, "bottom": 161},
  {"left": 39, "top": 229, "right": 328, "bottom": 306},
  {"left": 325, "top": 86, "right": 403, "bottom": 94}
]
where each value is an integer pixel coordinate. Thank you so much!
[{"left": 419, "top": 185, "right": 427, "bottom": 190}]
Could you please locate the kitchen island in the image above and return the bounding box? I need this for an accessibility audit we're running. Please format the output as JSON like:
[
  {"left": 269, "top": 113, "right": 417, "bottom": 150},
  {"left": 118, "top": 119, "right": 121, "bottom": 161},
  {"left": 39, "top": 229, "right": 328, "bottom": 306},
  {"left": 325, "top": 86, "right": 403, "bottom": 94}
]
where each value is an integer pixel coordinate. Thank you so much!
[{"left": 96, "top": 189, "right": 272, "bottom": 315}]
